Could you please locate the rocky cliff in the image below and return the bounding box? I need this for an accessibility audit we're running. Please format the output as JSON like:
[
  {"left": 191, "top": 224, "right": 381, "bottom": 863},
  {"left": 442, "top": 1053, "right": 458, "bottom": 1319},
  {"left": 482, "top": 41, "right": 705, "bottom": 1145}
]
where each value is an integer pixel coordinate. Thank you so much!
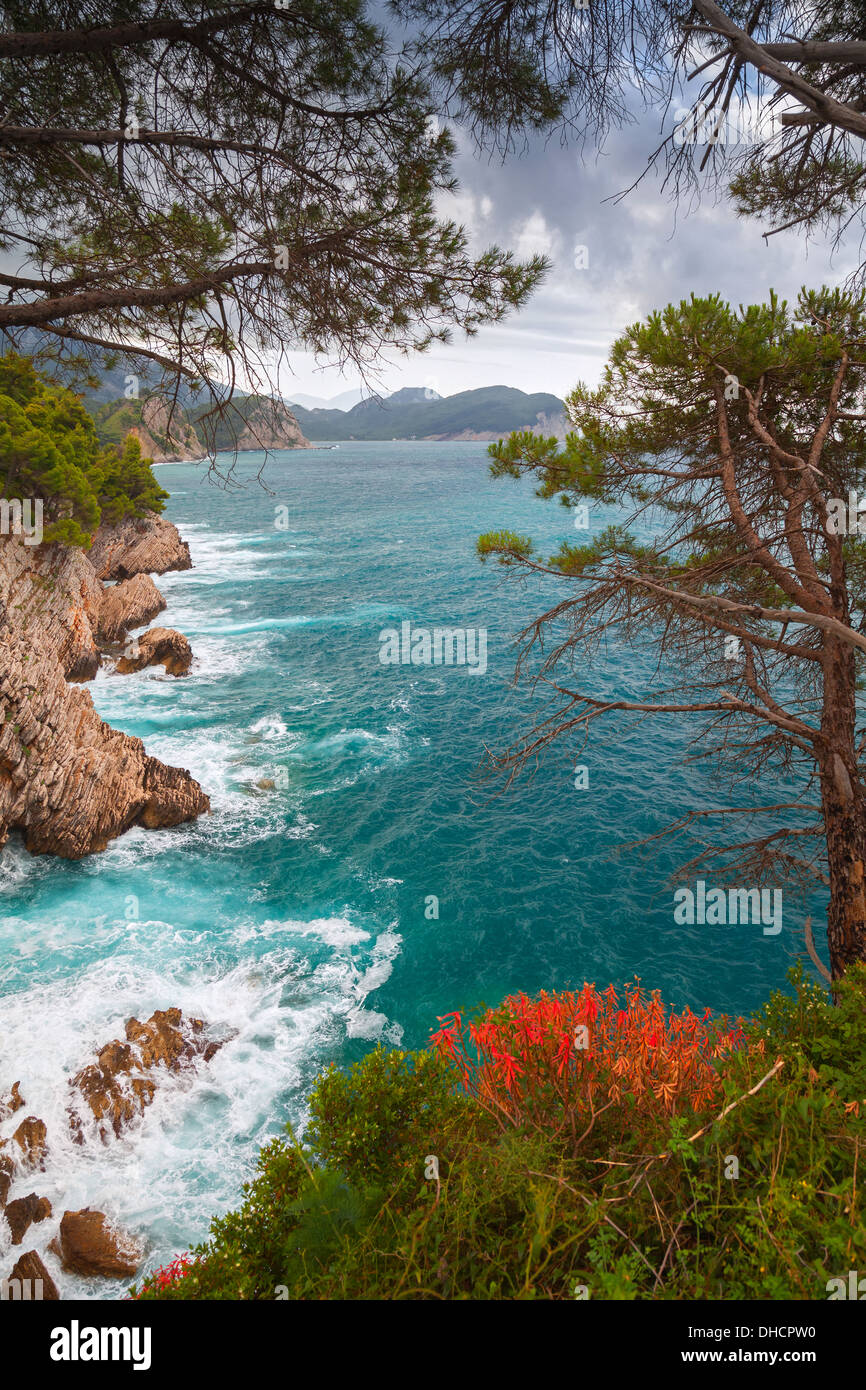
[
  {"left": 130, "top": 396, "right": 204, "bottom": 463},
  {"left": 93, "top": 393, "right": 310, "bottom": 461},
  {"left": 193, "top": 394, "right": 310, "bottom": 454},
  {"left": 87, "top": 512, "right": 192, "bottom": 580},
  {"left": 230, "top": 396, "right": 309, "bottom": 452},
  {"left": 0, "top": 514, "right": 209, "bottom": 859}
]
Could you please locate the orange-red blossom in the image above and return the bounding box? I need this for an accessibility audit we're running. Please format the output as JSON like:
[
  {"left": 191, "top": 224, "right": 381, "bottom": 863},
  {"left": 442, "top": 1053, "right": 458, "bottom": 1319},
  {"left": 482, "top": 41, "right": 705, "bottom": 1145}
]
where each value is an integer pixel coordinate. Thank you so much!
[{"left": 430, "top": 983, "right": 750, "bottom": 1129}]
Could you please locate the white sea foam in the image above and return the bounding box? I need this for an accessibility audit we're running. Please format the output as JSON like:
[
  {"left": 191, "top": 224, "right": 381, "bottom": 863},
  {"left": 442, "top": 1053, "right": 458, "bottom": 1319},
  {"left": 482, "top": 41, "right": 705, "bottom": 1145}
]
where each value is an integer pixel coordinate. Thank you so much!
[{"left": 0, "top": 914, "right": 403, "bottom": 1296}]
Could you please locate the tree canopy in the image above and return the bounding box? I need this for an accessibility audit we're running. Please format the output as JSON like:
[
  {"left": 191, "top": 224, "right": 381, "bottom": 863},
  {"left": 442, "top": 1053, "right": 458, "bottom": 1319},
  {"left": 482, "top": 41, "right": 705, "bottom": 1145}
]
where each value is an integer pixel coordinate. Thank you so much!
[
  {"left": 397, "top": 0, "right": 866, "bottom": 278},
  {"left": 0, "top": 0, "right": 546, "bottom": 433},
  {"left": 0, "top": 352, "right": 167, "bottom": 546},
  {"left": 479, "top": 286, "right": 866, "bottom": 977}
]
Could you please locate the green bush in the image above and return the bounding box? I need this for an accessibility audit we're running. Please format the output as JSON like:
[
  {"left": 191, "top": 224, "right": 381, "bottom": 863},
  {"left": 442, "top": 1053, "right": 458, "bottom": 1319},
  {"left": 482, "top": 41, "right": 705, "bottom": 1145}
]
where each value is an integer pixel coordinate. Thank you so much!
[
  {"left": 0, "top": 353, "right": 166, "bottom": 545},
  {"left": 134, "top": 967, "right": 866, "bottom": 1301}
]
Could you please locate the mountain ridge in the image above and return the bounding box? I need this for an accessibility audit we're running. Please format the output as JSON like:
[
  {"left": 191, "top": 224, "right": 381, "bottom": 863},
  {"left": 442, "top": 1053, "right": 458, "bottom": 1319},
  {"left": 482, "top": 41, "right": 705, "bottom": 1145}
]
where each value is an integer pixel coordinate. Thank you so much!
[{"left": 289, "top": 384, "right": 567, "bottom": 441}]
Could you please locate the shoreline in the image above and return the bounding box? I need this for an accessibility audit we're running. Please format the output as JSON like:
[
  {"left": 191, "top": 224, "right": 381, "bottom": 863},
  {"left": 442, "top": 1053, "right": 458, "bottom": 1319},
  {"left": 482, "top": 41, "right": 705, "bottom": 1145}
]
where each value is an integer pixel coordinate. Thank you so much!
[{"left": 150, "top": 438, "right": 496, "bottom": 465}]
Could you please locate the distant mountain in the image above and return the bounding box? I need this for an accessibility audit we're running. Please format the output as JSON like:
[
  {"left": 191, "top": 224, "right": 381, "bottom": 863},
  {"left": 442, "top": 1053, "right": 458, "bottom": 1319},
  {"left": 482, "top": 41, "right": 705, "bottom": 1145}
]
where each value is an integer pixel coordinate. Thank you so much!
[
  {"left": 4, "top": 334, "right": 566, "bottom": 448},
  {"left": 291, "top": 385, "right": 566, "bottom": 441},
  {"left": 5, "top": 330, "right": 309, "bottom": 459},
  {"left": 287, "top": 387, "right": 367, "bottom": 412}
]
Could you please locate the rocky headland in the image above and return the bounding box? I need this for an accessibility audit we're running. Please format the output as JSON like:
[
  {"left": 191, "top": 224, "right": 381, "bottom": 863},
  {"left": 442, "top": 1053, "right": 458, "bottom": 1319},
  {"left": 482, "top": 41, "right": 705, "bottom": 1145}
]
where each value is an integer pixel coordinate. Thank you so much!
[
  {"left": 0, "top": 510, "right": 209, "bottom": 859},
  {"left": 95, "top": 393, "right": 311, "bottom": 463},
  {"left": 0, "top": 505, "right": 223, "bottom": 1298}
]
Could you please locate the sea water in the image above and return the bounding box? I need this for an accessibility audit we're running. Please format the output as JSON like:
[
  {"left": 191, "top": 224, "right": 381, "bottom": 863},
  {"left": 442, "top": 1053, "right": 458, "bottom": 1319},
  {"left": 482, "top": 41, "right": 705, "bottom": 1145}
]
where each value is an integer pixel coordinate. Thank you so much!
[{"left": 0, "top": 441, "right": 823, "bottom": 1295}]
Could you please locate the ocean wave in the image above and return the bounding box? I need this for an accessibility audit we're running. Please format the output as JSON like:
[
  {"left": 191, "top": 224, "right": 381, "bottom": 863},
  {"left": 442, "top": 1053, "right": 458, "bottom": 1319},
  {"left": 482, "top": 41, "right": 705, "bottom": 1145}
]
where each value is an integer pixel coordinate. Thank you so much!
[{"left": 0, "top": 914, "right": 403, "bottom": 1297}]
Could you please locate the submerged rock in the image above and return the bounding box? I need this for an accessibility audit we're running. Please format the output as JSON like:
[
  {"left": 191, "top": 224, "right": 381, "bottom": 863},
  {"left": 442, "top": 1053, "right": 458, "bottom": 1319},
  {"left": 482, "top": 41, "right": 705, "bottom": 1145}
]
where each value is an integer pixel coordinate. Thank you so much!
[
  {"left": 0, "top": 1082, "right": 24, "bottom": 1121},
  {"left": 0, "top": 1145, "right": 14, "bottom": 1205},
  {"left": 69, "top": 1008, "right": 226, "bottom": 1143},
  {"left": 12, "top": 1117, "right": 47, "bottom": 1170},
  {"left": 116, "top": 627, "right": 193, "bottom": 676},
  {"left": 4, "top": 1192, "right": 51, "bottom": 1245},
  {"left": 51, "top": 1209, "right": 143, "bottom": 1279}
]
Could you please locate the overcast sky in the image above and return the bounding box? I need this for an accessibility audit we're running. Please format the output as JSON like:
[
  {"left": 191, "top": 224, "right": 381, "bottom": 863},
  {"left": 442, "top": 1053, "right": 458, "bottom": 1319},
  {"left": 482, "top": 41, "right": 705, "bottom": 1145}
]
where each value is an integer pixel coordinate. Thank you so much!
[{"left": 278, "top": 101, "right": 855, "bottom": 406}]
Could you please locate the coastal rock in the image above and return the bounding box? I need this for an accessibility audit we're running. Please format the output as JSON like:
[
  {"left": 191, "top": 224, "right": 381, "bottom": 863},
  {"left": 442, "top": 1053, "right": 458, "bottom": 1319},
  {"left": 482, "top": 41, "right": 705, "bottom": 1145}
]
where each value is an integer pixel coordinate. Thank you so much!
[
  {"left": 6, "top": 1249, "right": 60, "bottom": 1300},
  {"left": 97, "top": 573, "right": 166, "bottom": 643},
  {"left": 12, "top": 1117, "right": 47, "bottom": 1170},
  {"left": 0, "top": 1082, "right": 24, "bottom": 1120},
  {"left": 116, "top": 627, "right": 193, "bottom": 677},
  {"left": 52, "top": 1209, "right": 143, "bottom": 1279},
  {"left": 69, "top": 1009, "right": 225, "bottom": 1143},
  {"left": 87, "top": 514, "right": 192, "bottom": 581},
  {"left": 0, "top": 537, "right": 102, "bottom": 682},
  {"left": 0, "top": 532, "right": 209, "bottom": 858},
  {"left": 4, "top": 1193, "right": 51, "bottom": 1245}
]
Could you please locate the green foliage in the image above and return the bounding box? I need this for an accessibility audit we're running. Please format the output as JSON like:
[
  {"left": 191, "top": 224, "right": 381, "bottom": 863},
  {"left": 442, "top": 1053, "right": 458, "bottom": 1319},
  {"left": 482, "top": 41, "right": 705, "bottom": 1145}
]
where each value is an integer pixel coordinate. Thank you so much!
[
  {"left": 306, "top": 1047, "right": 468, "bottom": 1187},
  {"left": 476, "top": 529, "right": 535, "bottom": 565},
  {"left": 98, "top": 433, "right": 168, "bottom": 524},
  {"left": 0, "top": 353, "right": 166, "bottom": 545},
  {"left": 135, "top": 969, "right": 866, "bottom": 1301}
]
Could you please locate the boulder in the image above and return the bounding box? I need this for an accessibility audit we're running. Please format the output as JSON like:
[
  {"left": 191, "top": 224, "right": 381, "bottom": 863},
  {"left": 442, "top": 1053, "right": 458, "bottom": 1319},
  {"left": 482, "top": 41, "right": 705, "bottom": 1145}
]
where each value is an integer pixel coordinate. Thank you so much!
[
  {"left": 12, "top": 1117, "right": 47, "bottom": 1170},
  {"left": 4, "top": 1193, "right": 51, "bottom": 1245},
  {"left": 52, "top": 1209, "right": 142, "bottom": 1279},
  {"left": 6, "top": 1249, "right": 59, "bottom": 1300},
  {"left": 116, "top": 627, "right": 193, "bottom": 677}
]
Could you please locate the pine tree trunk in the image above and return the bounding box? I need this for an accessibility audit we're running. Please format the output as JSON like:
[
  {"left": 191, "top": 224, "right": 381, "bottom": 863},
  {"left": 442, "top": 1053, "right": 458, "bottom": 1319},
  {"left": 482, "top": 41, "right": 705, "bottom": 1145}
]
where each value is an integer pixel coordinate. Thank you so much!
[{"left": 820, "top": 634, "right": 866, "bottom": 978}]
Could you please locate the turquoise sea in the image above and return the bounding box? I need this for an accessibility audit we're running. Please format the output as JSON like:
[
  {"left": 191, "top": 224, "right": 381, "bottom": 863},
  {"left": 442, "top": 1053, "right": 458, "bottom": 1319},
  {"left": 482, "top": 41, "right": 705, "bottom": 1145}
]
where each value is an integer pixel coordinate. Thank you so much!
[{"left": 0, "top": 442, "right": 823, "bottom": 1295}]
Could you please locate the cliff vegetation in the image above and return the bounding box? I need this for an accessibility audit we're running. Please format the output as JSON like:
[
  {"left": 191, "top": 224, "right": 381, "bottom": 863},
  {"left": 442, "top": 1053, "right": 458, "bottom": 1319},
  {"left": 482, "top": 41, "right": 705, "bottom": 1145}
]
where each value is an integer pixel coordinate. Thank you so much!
[{"left": 133, "top": 966, "right": 866, "bottom": 1301}]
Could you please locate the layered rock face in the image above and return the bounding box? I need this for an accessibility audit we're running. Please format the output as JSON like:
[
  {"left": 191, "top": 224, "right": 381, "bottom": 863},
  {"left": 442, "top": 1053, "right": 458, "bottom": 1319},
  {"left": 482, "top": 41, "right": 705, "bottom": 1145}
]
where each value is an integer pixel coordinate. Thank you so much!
[
  {"left": 0, "top": 513, "right": 208, "bottom": 859},
  {"left": 97, "top": 573, "right": 166, "bottom": 643},
  {"left": 87, "top": 513, "right": 192, "bottom": 581}
]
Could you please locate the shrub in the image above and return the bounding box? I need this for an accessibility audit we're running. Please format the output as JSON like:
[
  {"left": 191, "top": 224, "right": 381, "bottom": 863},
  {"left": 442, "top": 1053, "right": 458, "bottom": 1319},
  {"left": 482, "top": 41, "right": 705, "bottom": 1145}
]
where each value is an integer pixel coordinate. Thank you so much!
[
  {"left": 133, "top": 969, "right": 866, "bottom": 1301},
  {"left": 430, "top": 982, "right": 749, "bottom": 1146}
]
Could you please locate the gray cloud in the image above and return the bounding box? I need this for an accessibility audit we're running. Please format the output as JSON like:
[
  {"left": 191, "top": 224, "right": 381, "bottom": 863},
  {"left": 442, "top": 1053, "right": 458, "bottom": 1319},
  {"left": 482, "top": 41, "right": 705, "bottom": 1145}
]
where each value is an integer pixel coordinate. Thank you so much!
[{"left": 281, "top": 107, "right": 852, "bottom": 403}]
